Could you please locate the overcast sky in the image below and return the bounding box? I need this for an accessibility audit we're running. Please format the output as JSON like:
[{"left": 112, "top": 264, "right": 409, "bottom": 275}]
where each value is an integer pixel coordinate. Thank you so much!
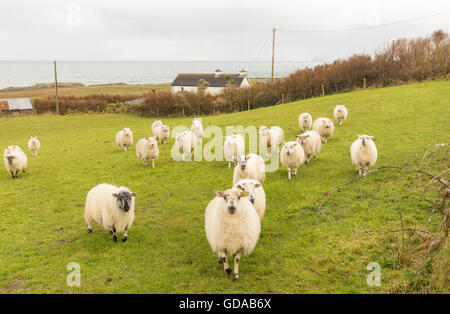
[{"left": 1, "top": 0, "right": 449, "bottom": 62}]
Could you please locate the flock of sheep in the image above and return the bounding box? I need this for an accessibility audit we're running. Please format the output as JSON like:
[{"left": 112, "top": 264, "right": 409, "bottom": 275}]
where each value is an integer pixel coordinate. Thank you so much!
[{"left": 3, "top": 104, "right": 378, "bottom": 281}]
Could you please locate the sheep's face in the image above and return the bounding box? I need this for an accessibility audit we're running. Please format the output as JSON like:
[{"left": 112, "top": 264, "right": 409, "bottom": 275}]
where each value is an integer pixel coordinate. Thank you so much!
[
  {"left": 303, "top": 115, "right": 310, "bottom": 123},
  {"left": 123, "top": 128, "right": 132, "bottom": 136},
  {"left": 358, "top": 135, "right": 374, "bottom": 147},
  {"left": 235, "top": 181, "right": 261, "bottom": 205},
  {"left": 4, "top": 146, "right": 20, "bottom": 155},
  {"left": 113, "top": 191, "right": 136, "bottom": 212},
  {"left": 296, "top": 134, "right": 310, "bottom": 146},
  {"left": 284, "top": 142, "right": 298, "bottom": 156},
  {"left": 322, "top": 119, "right": 331, "bottom": 129},
  {"left": 30, "top": 136, "right": 38, "bottom": 143},
  {"left": 192, "top": 120, "right": 202, "bottom": 131},
  {"left": 258, "top": 126, "right": 268, "bottom": 136},
  {"left": 235, "top": 155, "right": 248, "bottom": 170},
  {"left": 216, "top": 189, "right": 245, "bottom": 215},
  {"left": 162, "top": 125, "right": 170, "bottom": 133},
  {"left": 146, "top": 137, "right": 157, "bottom": 148}
]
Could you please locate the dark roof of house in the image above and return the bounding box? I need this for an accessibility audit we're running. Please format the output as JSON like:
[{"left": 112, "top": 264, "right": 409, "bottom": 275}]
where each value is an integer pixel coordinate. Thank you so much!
[{"left": 172, "top": 74, "right": 247, "bottom": 87}]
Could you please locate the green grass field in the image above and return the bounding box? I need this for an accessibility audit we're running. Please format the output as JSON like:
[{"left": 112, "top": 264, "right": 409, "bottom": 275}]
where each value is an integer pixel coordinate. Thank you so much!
[{"left": 0, "top": 81, "right": 449, "bottom": 293}]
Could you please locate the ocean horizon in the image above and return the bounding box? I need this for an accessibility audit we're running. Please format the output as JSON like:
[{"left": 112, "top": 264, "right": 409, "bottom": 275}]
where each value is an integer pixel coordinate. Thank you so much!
[{"left": 0, "top": 60, "right": 321, "bottom": 89}]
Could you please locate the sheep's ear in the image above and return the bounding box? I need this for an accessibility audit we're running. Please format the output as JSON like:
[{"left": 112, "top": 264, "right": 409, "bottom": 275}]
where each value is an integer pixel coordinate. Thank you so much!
[
  {"left": 357, "top": 134, "right": 362, "bottom": 138},
  {"left": 131, "top": 192, "right": 137, "bottom": 197},
  {"left": 246, "top": 155, "right": 251, "bottom": 160},
  {"left": 215, "top": 191, "right": 226, "bottom": 199},
  {"left": 305, "top": 135, "right": 310, "bottom": 138},
  {"left": 254, "top": 183, "right": 261, "bottom": 188},
  {"left": 293, "top": 143, "right": 297, "bottom": 147},
  {"left": 235, "top": 184, "right": 244, "bottom": 191},
  {"left": 296, "top": 135, "right": 301, "bottom": 138},
  {"left": 112, "top": 193, "right": 119, "bottom": 198},
  {"left": 369, "top": 136, "right": 375, "bottom": 140}
]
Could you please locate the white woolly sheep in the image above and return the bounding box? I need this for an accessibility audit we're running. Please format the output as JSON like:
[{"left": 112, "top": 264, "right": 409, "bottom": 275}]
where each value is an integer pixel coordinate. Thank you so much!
[
  {"left": 280, "top": 141, "right": 305, "bottom": 180},
  {"left": 115, "top": 128, "right": 133, "bottom": 151},
  {"left": 296, "top": 130, "right": 321, "bottom": 164},
  {"left": 175, "top": 131, "right": 196, "bottom": 161},
  {"left": 84, "top": 183, "right": 136, "bottom": 242},
  {"left": 4, "top": 145, "right": 27, "bottom": 179},
  {"left": 312, "top": 118, "right": 335, "bottom": 143},
  {"left": 350, "top": 135, "right": 378, "bottom": 178},
  {"left": 205, "top": 188, "right": 260, "bottom": 281},
  {"left": 191, "top": 119, "right": 204, "bottom": 143},
  {"left": 298, "top": 113, "right": 312, "bottom": 133},
  {"left": 224, "top": 134, "right": 245, "bottom": 168},
  {"left": 233, "top": 154, "right": 265, "bottom": 185},
  {"left": 259, "top": 126, "right": 284, "bottom": 156},
  {"left": 334, "top": 105, "right": 348, "bottom": 126},
  {"left": 27, "top": 136, "right": 40, "bottom": 156},
  {"left": 136, "top": 137, "right": 159, "bottom": 167},
  {"left": 153, "top": 124, "right": 170, "bottom": 144},
  {"left": 233, "top": 179, "right": 266, "bottom": 221},
  {"left": 151, "top": 120, "right": 163, "bottom": 134}
]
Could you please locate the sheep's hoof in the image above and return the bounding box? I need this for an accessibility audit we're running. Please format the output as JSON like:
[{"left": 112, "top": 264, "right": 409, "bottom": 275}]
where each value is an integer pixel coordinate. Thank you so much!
[
  {"left": 218, "top": 257, "right": 224, "bottom": 264},
  {"left": 113, "top": 235, "right": 118, "bottom": 242},
  {"left": 232, "top": 274, "right": 239, "bottom": 282},
  {"left": 122, "top": 236, "right": 127, "bottom": 242},
  {"left": 226, "top": 268, "right": 232, "bottom": 275},
  {"left": 109, "top": 229, "right": 113, "bottom": 235},
  {"left": 88, "top": 229, "right": 92, "bottom": 233}
]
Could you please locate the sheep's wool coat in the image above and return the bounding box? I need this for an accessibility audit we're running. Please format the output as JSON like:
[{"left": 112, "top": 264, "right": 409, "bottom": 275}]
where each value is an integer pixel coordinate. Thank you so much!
[
  {"left": 351, "top": 138, "right": 377, "bottom": 167},
  {"left": 280, "top": 142, "right": 305, "bottom": 169}
]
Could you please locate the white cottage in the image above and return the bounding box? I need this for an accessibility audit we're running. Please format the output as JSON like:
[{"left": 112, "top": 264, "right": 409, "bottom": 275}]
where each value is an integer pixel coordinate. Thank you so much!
[{"left": 171, "top": 69, "right": 251, "bottom": 95}]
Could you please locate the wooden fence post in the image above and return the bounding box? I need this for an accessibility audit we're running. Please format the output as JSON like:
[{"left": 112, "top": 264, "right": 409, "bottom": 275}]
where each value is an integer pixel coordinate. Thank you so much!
[
  {"left": 248, "top": 100, "right": 250, "bottom": 111},
  {"left": 321, "top": 83, "right": 325, "bottom": 96},
  {"left": 363, "top": 77, "right": 367, "bottom": 89}
]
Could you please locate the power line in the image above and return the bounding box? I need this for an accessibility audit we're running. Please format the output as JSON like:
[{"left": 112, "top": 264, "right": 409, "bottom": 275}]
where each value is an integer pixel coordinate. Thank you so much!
[
  {"left": 277, "top": 9, "right": 450, "bottom": 33},
  {"left": 252, "top": 31, "right": 272, "bottom": 62}
]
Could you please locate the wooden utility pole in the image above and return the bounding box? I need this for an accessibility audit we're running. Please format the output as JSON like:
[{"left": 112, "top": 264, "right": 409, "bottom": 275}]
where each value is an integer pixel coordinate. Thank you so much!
[
  {"left": 271, "top": 28, "right": 276, "bottom": 81},
  {"left": 54, "top": 61, "right": 59, "bottom": 115}
]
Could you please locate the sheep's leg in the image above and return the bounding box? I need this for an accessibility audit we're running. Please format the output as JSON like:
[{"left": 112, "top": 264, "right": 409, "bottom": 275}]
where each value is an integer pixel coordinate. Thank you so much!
[
  {"left": 306, "top": 155, "right": 310, "bottom": 165},
  {"left": 232, "top": 250, "right": 242, "bottom": 282},
  {"left": 10, "top": 172, "right": 14, "bottom": 179},
  {"left": 143, "top": 159, "right": 148, "bottom": 166},
  {"left": 363, "top": 164, "right": 369, "bottom": 178},
  {"left": 358, "top": 165, "right": 362, "bottom": 177},
  {"left": 152, "top": 159, "right": 155, "bottom": 168},
  {"left": 87, "top": 223, "right": 92, "bottom": 233},
  {"left": 324, "top": 137, "right": 327, "bottom": 144},
  {"left": 218, "top": 250, "right": 231, "bottom": 274},
  {"left": 293, "top": 167, "right": 298, "bottom": 176},
  {"left": 111, "top": 227, "right": 117, "bottom": 242},
  {"left": 15, "top": 171, "right": 19, "bottom": 178},
  {"left": 228, "top": 161, "right": 231, "bottom": 169},
  {"left": 122, "top": 226, "right": 128, "bottom": 242},
  {"left": 287, "top": 167, "right": 291, "bottom": 180}
]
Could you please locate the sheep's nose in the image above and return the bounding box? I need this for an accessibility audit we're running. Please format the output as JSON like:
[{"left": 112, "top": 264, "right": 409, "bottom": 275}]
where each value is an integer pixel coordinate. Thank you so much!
[
  {"left": 228, "top": 206, "right": 236, "bottom": 214},
  {"left": 250, "top": 198, "right": 255, "bottom": 204},
  {"left": 241, "top": 165, "right": 246, "bottom": 170}
]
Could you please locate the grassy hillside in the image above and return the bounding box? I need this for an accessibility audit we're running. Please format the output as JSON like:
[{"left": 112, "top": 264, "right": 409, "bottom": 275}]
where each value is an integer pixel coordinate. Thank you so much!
[
  {"left": 0, "top": 80, "right": 448, "bottom": 293},
  {"left": 0, "top": 83, "right": 171, "bottom": 99}
]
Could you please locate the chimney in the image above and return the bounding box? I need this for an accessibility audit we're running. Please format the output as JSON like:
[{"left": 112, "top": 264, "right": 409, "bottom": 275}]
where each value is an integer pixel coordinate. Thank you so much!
[
  {"left": 239, "top": 69, "right": 247, "bottom": 77},
  {"left": 214, "top": 68, "right": 222, "bottom": 77}
]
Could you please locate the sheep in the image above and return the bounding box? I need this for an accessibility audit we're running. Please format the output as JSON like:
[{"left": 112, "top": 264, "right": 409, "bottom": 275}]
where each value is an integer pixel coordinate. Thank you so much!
[
  {"left": 350, "top": 135, "right": 378, "bottom": 178},
  {"left": 151, "top": 120, "right": 163, "bottom": 135},
  {"left": 280, "top": 141, "right": 305, "bottom": 180},
  {"left": 224, "top": 134, "right": 245, "bottom": 168},
  {"left": 334, "top": 105, "right": 348, "bottom": 126},
  {"left": 233, "top": 179, "right": 266, "bottom": 221},
  {"left": 312, "top": 118, "right": 335, "bottom": 143},
  {"left": 259, "top": 126, "right": 284, "bottom": 156},
  {"left": 233, "top": 154, "right": 265, "bottom": 185},
  {"left": 175, "top": 131, "right": 196, "bottom": 161},
  {"left": 298, "top": 113, "right": 312, "bottom": 133},
  {"left": 191, "top": 119, "right": 204, "bottom": 143},
  {"left": 84, "top": 183, "right": 136, "bottom": 242},
  {"left": 153, "top": 124, "right": 170, "bottom": 144},
  {"left": 4, "top": 145, "right": 27, "bottom": 179},
  {"left": 205, "top": 188, "right": 260, "bottom": 281},
  {"left": 115, "top": 128, "right": 133, "bottom": 151},
  {"left": 27, "top": 136, "right": 40, "bottom": 156},
  {"left": 136, "top": 137, "right": 159, "bottom": 167},
  {"left": 296, "top": 130, "right": 321, "bottom": 164}
]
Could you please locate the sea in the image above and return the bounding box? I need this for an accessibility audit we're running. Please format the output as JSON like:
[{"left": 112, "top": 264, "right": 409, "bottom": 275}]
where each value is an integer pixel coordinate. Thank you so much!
[{"left": 0, "top": 61, "right": 320, "bottom": 89}]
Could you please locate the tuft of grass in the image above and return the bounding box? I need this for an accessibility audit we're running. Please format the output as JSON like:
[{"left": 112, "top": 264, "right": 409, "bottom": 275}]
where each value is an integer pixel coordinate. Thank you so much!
[{"left": 0, "top": 80, "right": 448, "bottom": 293}]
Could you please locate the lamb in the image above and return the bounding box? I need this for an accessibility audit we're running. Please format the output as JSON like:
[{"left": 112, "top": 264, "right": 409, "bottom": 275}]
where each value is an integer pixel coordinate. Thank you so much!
[
  {"left": 312, "top": 118, "right": 335, "bottom": 143},
  {"left": 298, "top": 113, "right": 312, "bottom": 133},
  {"left": 296, "top": 130, "right": 321, "bottom": 164},
  {"left": 153, "top": 124, "right": 170, "bottom": 144},
  {"left": 280, "top": 141, "right": 305, "bottom": 180},
  {"left": 27, "top": 136, "right": 40, "bottom": 156},
  {"left": 259, "top": 126, "right": 284, "bottom": 156},
  {"left": 224, "top": 134, "right": 245, "bottom": 168},
  {"left": 175, "top": 131, "right": 196, "bottom": 161},
  {"left": 191, "top": 119, "right": 204, "bottom": 143},
  {"left": 205, "top": 188, "right": 260, "bottom": 281},
  {"left": 233, "top": 179, "right": 266, "bottom": 221},
  {"left": 151, "top": 120, "right": 163, "bottom": 135},
  {"left": 84, "top": 183, "right": 136, "bottom": 242},
  {"left": 334, "top": 105, "right": 348, "bottom": 126},
  {"left": 233, "top": 154, "right": 265, "bottom": 185},
  {"left": 350, "top": 135, "right": 378, "bottom": 178},
  {"left": 115, "top": 128, "right": 133, "bottom": 151},
  {"left": 4, "top": 145, "right": 27, "bottom": 179},
  {"left": 136, "top": 137, "right": 159, "bottom": 167}
]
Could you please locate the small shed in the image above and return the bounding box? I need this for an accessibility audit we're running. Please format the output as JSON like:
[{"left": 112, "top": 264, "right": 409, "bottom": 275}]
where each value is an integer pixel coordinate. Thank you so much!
[{"left": 0, "top": 98, "right": 35, "bottom": 114}]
